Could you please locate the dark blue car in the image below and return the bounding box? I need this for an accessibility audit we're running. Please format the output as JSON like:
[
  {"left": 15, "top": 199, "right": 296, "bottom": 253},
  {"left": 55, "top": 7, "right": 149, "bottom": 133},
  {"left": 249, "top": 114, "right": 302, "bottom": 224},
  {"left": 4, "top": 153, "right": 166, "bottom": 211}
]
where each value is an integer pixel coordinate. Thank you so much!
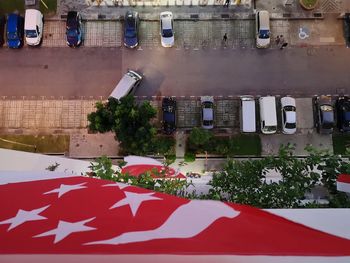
[
  {"left": 124, "top": 11, "right": 139, "bottom": 48},
  {"left": 0, "top": 15, "right": 5, "bottom": 47},
  {"left": 66, "top": 11, "right": 82, "bottom": 47},
  {"left": 6, "top": 14, "right": 23, "bottom": 49},
  {"left": 162, "top": 97, "right": 176, "bottom": 134}
]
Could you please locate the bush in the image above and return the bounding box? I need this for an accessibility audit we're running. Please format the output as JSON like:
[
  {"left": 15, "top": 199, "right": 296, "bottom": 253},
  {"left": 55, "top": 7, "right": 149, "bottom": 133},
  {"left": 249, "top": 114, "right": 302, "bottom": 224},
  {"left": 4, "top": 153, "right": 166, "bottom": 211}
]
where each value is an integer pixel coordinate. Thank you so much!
[{"left": 184, "top": 151, "right": 196, "bottom": 162}]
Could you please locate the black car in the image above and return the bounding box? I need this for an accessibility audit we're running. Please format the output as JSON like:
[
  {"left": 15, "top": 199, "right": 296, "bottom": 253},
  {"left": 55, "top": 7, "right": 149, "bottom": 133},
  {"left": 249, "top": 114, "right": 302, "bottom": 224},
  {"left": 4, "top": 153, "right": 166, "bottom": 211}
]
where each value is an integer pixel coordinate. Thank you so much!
[
  {"left": 337, "top": 96, "right": 350, "bottom": 132},
  {"left": 315, "top": 95, "right": 335, "bottom": 134},
  {"left": 66, "top": 11, "right": 82, "bottom": 47},
  {"left": 0, "top": 15, "right": 5, "bottom": 47},
  {"left": 124, "top": 11, "right": 139, "bottom": 48},
  {"left": 162, "top": 97, "right": 176, "bottom": 134}
]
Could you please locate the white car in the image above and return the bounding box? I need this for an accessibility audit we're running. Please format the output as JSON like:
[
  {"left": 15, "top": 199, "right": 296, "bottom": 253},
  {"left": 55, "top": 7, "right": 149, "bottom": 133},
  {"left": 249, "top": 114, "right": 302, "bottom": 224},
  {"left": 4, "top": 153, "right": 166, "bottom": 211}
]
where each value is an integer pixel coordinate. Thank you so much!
[
  {"left": 201, "top": 96, "right": 214, "bottom": 129},
  {"left": 160, "top": 11, "right": 174, "bottom": 47},
  {"left": 281, "top": 97, "right": 297, "bottom": 134}
]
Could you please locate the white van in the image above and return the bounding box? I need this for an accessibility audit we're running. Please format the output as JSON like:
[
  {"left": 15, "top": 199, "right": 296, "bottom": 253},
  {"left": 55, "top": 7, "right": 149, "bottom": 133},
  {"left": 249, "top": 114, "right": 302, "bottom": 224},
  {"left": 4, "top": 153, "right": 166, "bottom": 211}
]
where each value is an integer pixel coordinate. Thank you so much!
[
  {"left": 24, "top": 9, "right": 43, "bottom": 46},
  {"left": 256, "top": 10, "right": 270, "bottom": 48},
  {"left": 259, "top": 96, "right": 277, "bottom": 134},
  {"left": 109, "top": 70, "right": 143, "bottom": 100},
  {"left": 240, "top": 96, "right": 256, "bottom": 133}
]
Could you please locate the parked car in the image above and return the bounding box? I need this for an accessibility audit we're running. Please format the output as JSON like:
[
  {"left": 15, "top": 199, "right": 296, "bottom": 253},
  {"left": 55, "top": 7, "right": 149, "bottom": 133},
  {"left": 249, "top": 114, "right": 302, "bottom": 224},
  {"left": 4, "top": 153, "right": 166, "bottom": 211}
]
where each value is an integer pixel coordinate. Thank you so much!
[
  {"left": 24, "top": 9, "right": 44, "bottom": 46},
  {"left": 281, "top": 97, "right": 297, "bottom": 134},
  {"left": 162, "top": 97, "right": 176, "bottom": 134},
  {"left": 337, "top": 96, "right": 350, "bottom": 132},
  {"left": 124, "top": 11, "right": 139, "bottom": 48},
  {"left": 6, "top": 13, "right": 23, "bottom": 49},
  {"left": 66, "top": 11, "right": 83, "bottom": 47},
  {"left": 201, "top": 96, "right": 214, "bottom": 129},
  {"left": 0, "top": 15, "right": 5, "bottom": 47},
  {"left": 259, "top": 96, "right": 277, "bottom": 134},
  {"left": 160, "top": 11, "right": 174, "bottom": 47},
  {"left": 315, "top": 95, "right": 335, "bottom": 134},
  {"left": 255, "top": 10, "right": 270, "bottom": 48}
]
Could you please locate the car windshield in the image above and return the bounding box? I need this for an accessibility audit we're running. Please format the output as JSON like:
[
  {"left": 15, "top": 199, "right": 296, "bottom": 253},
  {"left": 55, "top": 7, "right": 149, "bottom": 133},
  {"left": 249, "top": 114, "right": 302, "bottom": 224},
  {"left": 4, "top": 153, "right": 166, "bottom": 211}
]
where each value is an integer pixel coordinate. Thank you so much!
[
  {"left": 285, "top": 122, "right": 296, "bottom": 129},
  {"left": 162, "top": 29, "right": 173, "bottom": 38},
  {"left": 320, "top": 104, "right": 333, "bottom": 112},
  {"left": 284, "top": 105, "right": 296, "bottom": 112},
  {"left": 25, "top": 30, "right": 37, "bottom": 38},
  {"left": 7, "top": 32, "right": 17, "bottom": 40},
  {"left": 265, "top": 126, "right": 276, "bottom": 132},
  {"left": 259, "top": 29, "right": 270, "bottom": 39},
  {"left": 203, "top": 120, "right": 213, "bottom": 126}
]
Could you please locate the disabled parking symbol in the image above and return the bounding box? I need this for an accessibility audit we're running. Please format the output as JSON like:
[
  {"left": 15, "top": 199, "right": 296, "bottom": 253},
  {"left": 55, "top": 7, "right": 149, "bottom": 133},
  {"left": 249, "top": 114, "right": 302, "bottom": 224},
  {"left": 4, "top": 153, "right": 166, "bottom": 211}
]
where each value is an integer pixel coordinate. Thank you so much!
[{"left": 299, "top": 27, "right": 310, "bottom": 40}]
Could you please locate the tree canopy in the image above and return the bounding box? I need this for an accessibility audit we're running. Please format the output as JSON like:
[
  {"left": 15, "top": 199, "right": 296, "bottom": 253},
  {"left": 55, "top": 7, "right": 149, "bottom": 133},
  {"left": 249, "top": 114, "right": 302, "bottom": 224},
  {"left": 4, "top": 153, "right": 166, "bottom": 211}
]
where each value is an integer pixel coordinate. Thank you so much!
[{"left": 87, "top": 96, "right": 158, "bottom": 155}]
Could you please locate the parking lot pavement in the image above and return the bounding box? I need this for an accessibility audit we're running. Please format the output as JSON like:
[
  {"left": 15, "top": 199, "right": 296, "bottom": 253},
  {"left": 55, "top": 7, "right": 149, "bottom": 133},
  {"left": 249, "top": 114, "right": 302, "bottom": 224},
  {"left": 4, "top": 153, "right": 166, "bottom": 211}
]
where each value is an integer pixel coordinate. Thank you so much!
[
  {"left": 177, "top": 99, "right": 201, "bottom": 128},
  {"left": 41, "top": 20, "right": 255, "bottom": 49},
  {"left": 69, "top": 132, "right": 120, "bottom": 158},
  {"left": 296, "top": 98, "right": 314, "bottom": 134},
  {"left": 215, "top": 99, "right": 239, "bottom": 128},
  {"left": 43, "top": 21, "right": 67, "bottom": 47},
  {"left": 0, "top": 100, "right": 97, "bottom": 130}
]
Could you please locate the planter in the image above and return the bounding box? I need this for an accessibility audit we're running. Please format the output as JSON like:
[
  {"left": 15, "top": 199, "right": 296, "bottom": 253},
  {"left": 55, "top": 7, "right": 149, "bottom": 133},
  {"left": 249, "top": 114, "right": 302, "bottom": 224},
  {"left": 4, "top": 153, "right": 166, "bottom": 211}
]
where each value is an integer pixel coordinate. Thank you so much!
[{"left": 299, "top": 0, "right": 319, "bottom": 10}]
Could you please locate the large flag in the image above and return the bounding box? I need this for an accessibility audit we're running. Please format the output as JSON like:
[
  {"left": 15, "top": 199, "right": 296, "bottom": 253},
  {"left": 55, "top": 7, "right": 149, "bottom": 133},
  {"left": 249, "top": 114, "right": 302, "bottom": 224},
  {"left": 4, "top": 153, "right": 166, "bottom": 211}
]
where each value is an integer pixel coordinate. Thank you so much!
[
  {"left": 122, "top": 156, "right": 186, "bottom": 179},
  {"left": 0, "top": 175, "right": 350, "bottom": 262}
]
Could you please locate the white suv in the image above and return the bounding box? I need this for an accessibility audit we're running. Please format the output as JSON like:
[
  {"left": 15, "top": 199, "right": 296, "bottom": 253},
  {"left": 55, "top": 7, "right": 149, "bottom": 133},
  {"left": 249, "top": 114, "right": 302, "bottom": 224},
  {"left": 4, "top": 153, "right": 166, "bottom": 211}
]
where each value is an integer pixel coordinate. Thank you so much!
[{"left": 24, "top": 9, "right": 43, "bottom": 46}]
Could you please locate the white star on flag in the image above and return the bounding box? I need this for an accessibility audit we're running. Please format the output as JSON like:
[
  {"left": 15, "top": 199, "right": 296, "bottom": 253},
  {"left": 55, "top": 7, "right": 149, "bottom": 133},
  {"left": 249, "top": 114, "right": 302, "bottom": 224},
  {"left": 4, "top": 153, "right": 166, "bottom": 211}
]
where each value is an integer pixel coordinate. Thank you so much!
[
  {"left": 110, "top": 191, "right": 162, "bottom": 216},
  {"left": 103, "top": 182, "right": 129, "bottom": 190},
  {"left": 34, "top": 217, "right": 96, "bottom": 244},
  {"left": 44, "top": 182, "right": 87, "bottom": 198},
  {"left": 0, "top": 205, "right": 50, "bottom": 231}
]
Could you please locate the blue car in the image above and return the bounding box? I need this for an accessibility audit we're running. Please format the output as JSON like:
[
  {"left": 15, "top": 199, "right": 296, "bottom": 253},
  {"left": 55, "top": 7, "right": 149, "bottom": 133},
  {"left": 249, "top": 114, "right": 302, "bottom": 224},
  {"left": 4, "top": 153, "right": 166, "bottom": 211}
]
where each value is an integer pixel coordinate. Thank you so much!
[
  {"left": 66, "top": 11, "right": 82, "bottom": 47},
  {"left": 124, "top": 11, "right": 139, "bottom": 48},
  {"left": 6, "top": 14, "right": 23, "bottom": 49}
]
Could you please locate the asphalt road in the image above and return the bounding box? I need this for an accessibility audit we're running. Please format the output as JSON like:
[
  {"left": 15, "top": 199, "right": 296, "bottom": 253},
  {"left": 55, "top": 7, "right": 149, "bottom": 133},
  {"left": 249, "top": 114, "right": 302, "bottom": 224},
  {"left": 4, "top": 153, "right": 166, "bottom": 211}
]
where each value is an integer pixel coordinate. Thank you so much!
[{"left": 0, "top": 47, "right": 349, "bottom": 99}]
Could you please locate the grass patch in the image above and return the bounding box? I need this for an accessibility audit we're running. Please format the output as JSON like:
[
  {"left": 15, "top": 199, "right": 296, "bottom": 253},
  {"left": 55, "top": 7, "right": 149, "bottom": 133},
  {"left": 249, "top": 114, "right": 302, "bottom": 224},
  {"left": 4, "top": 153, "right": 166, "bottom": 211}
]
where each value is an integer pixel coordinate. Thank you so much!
[
  {"left": 0, "top": 135, "right": 70, "bottom": 153},
  {"left": 0, "top": 0, "right": 24, "bottom": 14},
  {"left": 187, "top": 131, "right": 261, "bottom": 157},
  {"left": 333, "top": 134, "right": 350, "bottom": 155},
  {"left": 40, "top": 0, "right": 57, "bottom": 16}
]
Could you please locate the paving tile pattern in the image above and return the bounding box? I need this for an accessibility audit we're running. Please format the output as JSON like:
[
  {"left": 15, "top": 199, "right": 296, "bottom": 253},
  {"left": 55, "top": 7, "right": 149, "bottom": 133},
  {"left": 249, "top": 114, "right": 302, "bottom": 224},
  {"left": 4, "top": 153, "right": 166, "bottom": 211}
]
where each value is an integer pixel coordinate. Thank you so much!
[
  {"left": 42, "top": 20, "right": 255, "bottom": 48},
  {"left": 0, "top": 100, "right": 97, "bottom": 129},
  {"left": 177, "top": 99, "right": 201, "bottom": 128},
  {"left": 215, "top": 99, "right": 239, "bottom": 127}
]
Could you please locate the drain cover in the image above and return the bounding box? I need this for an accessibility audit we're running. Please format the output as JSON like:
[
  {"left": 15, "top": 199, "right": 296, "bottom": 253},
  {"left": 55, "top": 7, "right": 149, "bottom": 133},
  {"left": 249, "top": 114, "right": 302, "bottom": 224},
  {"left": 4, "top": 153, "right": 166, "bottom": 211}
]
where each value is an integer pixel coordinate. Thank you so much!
[
  {"left": 221, "top": 14, "right": 230, "bottom": 19},
  {"left": 190, "top": 14, "right": 199, "bottom": 19}
]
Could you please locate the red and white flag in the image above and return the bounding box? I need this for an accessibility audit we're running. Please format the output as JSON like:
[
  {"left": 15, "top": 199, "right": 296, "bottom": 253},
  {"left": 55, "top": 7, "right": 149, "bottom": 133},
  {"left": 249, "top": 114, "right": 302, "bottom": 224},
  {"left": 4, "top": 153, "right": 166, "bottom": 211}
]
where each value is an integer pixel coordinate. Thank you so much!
[{"left": 0, "top": 175, "right": 350, "bottom": 262}]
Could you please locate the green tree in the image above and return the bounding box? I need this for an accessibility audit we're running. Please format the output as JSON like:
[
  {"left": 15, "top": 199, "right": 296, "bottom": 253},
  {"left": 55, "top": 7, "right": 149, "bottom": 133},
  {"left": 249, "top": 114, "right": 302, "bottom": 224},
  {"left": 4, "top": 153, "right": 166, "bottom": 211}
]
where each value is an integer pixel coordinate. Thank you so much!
[
  {"left": 188, "top": 127, "right": 213, "bottom": 151},
  {"left": 209, "top": 144, "right": 350, "bottom": 208},
  {"left": 87, "top": 98, "right": 119, "bottom": 133},
  {"left": 87, "top": 96, "right": 157, "bottom": 155},
  {"left": 88, "top": 156, "right": 191, "bottom": 196}
]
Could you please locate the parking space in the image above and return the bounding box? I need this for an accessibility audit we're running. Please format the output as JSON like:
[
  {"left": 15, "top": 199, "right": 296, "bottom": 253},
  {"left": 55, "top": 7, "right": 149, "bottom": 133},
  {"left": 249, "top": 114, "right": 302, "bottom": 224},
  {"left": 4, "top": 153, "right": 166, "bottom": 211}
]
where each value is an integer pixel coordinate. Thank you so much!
[
  {"left": 177, "top": 99, "right": 201, "bottom": 128},
  {"left": 215, "top": 99, "right": 239, "bottom": 128}
]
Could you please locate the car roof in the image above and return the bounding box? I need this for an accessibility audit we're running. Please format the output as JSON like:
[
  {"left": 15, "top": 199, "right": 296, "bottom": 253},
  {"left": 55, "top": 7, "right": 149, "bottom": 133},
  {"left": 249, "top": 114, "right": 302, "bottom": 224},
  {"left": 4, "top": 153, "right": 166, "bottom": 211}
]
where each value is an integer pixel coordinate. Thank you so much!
[
  {"left": 286, "top": 111, "right": 296, "bottom": 123},
  {"left": 322, "top": 111, "right": 334, "bottom": 123},
  {"left": 160, "top": 12, "right": 172, "bottom": 29},
  {"left": 203, "top": 108, "right": 213, "bottom": 121},
  {"left": 7, "top": 14, "right": 20, "bottom": 32}
]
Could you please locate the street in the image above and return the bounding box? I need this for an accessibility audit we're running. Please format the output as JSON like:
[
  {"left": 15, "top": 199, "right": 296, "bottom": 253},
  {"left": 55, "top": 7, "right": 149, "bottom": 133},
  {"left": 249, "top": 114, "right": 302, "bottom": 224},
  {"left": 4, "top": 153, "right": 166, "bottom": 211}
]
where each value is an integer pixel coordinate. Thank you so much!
[{"left": 0, "top": 47, "right": 349, "bottom": 99}]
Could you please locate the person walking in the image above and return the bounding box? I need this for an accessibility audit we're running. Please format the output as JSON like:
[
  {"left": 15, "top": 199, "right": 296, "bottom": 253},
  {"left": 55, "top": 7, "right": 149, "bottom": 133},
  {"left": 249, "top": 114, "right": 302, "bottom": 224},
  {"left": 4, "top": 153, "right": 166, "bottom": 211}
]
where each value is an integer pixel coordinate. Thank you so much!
[
  {"left": 224, "top": 0, "right": 230, "bottom": 8},
  {"left": 275, "top": 35, "right": 280, "bottom": 45},
  {"left": 223, "top": 33, "right": 228, "bottom": 42}
]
